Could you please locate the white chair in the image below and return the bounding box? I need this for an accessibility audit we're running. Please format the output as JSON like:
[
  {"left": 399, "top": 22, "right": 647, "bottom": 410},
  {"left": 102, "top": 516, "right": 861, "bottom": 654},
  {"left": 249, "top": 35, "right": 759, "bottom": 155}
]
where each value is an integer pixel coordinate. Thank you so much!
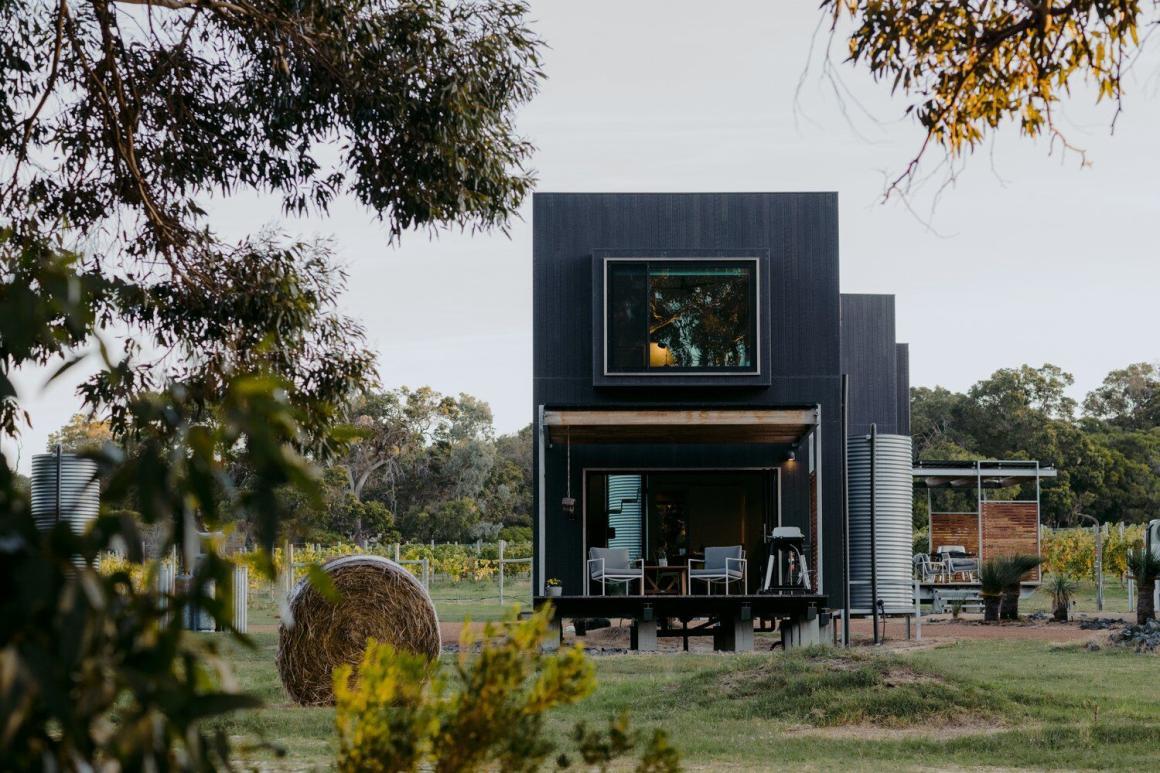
[
  {"left": 937, "top": 545, "right": 977, "bottom": 581},
  {"left": 689, "top": 546, "right": 747, "bottom": 595},
  {"left": 587, "top": 547, "right": 644, "bottom": 595},
  {"left": 913, "top": 553, "right": 947, "bottom": 583}
]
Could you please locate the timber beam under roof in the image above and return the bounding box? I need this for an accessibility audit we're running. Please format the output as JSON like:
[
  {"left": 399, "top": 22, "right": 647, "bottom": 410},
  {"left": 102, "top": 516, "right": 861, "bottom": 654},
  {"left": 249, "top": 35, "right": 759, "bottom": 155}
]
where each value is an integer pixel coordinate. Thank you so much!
[
  {"left": 543, "top": 407, "right": 817, "bottom": 445},
  {"left": 913, "top": 460, "right": 1057, "bottom": 489}
]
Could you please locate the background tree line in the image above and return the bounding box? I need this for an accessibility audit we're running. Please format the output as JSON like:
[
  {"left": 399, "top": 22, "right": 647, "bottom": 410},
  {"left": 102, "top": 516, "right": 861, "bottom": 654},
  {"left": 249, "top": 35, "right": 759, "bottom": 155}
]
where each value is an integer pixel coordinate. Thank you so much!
[
  {"left": 45, "top": 386, "right": 535, "bottom": 547},
  {"left": 912, "top": 362, "right": 1160, "bottom": 527},
  {"left": 45, "top": 360, "right": 1159, "bottom": 546}
]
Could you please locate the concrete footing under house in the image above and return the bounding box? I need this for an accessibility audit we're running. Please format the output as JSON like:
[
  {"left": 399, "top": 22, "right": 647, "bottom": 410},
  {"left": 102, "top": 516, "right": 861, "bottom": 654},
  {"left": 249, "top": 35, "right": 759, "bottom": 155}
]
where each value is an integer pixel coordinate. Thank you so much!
[{"left": 535, "top": 594, "right": 833, "bottom": 653}]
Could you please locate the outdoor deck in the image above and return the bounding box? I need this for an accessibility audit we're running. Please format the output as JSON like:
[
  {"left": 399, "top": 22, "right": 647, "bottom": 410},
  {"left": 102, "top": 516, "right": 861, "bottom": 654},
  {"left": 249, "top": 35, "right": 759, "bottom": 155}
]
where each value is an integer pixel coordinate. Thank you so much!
[{"left": 534, "top": 592, "right": 829, "bottom": 652}]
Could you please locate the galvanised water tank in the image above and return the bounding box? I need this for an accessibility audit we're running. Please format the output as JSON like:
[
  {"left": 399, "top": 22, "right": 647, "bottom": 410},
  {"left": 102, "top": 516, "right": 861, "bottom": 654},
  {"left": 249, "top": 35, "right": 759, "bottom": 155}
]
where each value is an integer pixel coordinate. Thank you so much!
[
  {"left": 848, "top": 433, "right": 913, "bottom": 613},
  {"left": 30, "top": 452, "right": 101, "bottom": 558}
]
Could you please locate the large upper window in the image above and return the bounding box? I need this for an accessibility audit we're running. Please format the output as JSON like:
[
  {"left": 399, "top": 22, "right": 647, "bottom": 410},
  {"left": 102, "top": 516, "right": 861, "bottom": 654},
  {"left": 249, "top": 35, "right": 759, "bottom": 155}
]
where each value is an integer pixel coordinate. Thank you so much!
[{"left": 605, "top": 259, "right": 759, "bottom": 374}]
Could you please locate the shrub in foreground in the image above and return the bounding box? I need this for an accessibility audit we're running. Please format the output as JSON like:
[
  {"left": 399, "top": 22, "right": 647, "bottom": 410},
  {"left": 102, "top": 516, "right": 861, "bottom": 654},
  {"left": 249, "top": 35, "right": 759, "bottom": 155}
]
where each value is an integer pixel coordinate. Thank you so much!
[{"left": 334, "top": 606, "right": 680, "bottom": 772}]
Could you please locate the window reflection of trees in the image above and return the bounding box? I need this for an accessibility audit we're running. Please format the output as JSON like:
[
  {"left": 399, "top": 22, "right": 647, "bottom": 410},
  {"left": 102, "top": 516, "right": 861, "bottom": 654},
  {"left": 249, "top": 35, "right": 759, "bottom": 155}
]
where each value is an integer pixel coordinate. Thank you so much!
[{"left": 648, "top": 269, "right": 751, "bottom": 368}]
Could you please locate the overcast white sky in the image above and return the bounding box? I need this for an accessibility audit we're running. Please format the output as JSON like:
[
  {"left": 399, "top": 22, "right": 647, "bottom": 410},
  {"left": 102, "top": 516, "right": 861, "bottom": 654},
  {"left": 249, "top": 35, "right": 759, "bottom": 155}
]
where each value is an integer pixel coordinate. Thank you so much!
[{"left": 6, "top": 2, "right": 1160, "bottom": 472}]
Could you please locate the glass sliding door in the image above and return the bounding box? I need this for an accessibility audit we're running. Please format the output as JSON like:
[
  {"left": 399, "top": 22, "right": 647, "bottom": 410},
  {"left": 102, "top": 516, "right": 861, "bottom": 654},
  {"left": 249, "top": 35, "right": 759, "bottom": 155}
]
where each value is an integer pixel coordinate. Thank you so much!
[{"left": 586, "top": 469, "right": 775, "bottom": 594}]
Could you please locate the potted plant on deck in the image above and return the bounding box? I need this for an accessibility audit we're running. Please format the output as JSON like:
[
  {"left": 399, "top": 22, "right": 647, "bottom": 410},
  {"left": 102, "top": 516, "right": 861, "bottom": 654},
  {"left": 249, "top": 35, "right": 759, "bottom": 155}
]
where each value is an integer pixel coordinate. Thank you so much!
[
  {"left": 1127, "top": 548, "right": 1160, "bottom": 625},
  {"left": 1049, "top": 575, "right": 1078, "bottom": 622},
  {"left": 546, "top": 577, "right": 563, "bottom": 598}
]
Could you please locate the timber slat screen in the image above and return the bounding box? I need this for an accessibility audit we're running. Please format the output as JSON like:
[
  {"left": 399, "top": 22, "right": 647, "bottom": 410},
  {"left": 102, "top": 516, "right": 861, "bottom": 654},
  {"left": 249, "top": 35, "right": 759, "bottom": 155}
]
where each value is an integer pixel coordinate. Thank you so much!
[
  {"left": 930, "top": 512, "right": 981, "bottom": 556},
  {"left": 981, "top": 502, "right": 1040, "bottom": 581}
]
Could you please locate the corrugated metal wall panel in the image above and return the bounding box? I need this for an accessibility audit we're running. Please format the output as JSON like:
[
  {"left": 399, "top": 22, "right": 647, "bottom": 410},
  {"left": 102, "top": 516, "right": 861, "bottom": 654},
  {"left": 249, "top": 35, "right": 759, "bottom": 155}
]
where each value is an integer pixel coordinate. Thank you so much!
[
  {"left": 848, "top": 434, "right": 913, "bottom": 613},
  {"left": 895, "top": 343, "right": 910, "bottom": 436},
  {"left": 840, "top": 294, "right": 899, "bottom": 436},
  {"left": 606, "top": 474, "right": 643, "bottom": 560}
]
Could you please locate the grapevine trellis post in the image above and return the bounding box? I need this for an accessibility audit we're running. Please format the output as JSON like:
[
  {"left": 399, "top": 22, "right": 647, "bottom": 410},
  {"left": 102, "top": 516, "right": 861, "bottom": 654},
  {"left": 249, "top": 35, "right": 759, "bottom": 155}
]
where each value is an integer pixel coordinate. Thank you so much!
[
  {"left": 499, "top": 539, "right": 506, "bottom": 605},
  {"left": 1076, "top": 514, "right": 1103, "bottom": 612}
]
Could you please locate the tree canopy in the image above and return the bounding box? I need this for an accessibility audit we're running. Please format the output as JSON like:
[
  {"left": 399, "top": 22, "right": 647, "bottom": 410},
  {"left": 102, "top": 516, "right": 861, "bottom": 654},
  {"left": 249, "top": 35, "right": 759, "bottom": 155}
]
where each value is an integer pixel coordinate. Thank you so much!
[
  {"left": 45, "top": 412, "right": 113, "bottom": 452},
  {"left": 253, "top": 386, "right": 532, "bottom": 546},
  {"left": 825, "top": 1, "right": 1150, "bottom": 193},
  {"left": 0, "top": 1, "right": 543, "bottom": 767},
  {"left": 1083, "top": 362, "right": 1160, "bottom": 431},
  {"left": 913, "top": 361, "right": 1160, "bottom": 526}
]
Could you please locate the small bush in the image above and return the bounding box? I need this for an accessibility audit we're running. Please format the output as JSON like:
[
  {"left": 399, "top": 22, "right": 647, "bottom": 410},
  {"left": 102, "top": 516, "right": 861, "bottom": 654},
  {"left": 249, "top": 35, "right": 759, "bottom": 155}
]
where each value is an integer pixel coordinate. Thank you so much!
[
  {"left": 500, "top": 525, "right": 533, "bottom": 543},
  {"left": 334, "top": 606, "right": 680, "bottom": 772},
  {"left": 1049, "top": 575, "right": 1078, "bottom": 621}
]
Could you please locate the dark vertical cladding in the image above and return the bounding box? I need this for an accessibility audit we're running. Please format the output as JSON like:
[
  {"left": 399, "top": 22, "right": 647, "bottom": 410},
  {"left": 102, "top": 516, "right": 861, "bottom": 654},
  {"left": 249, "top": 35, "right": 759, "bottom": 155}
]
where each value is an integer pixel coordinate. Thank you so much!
[
  {"left": 895, "top": 343, "right": 910, "bottom": 437},
  {"left": 840, "top": 294, "right": 899, "bottom": 436},
  {"left": 534, "top": 192, "right": 842, "bottom": 391},
  {"left": 533, "top": 192, "right": 845, "bottom": 605}
]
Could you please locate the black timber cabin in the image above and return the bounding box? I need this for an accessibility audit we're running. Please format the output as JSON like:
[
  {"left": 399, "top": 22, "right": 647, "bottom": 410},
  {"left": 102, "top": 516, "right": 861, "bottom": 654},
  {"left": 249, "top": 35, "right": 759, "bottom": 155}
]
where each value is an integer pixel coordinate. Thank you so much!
[{"left": 532, "top": 192, "right": 909, "bottom": 649}]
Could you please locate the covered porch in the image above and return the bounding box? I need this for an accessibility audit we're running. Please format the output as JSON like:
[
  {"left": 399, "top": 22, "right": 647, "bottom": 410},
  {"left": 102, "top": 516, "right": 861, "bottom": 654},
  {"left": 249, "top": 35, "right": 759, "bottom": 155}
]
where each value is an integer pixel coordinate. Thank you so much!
[{"left": 535, "top": 407, "right": 827, "bottom": 650}]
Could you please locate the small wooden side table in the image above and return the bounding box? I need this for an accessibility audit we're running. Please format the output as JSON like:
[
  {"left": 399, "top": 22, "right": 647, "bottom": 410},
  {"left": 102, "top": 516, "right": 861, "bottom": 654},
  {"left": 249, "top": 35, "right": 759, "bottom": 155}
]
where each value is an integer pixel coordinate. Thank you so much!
[{"left": 643, "top": 564, "right": 688, "bottom": 595}]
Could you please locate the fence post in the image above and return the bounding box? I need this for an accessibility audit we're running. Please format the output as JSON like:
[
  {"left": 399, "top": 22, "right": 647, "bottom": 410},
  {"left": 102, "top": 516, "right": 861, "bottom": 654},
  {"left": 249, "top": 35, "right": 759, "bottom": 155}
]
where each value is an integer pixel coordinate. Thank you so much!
[
  {"left": 1095, "top": 525, "right": 1103, "bottom": 612},
  {"left": 499, "top": 539, "right": 506, "bottom": 605},
  {"left": 394, "top": 542, "right": 400, "bottom": 563},
  {"left": 157, "top": 558, "right": 175, "bottom": 626},
  {"left": 281, "top": 541, "right": 295, "bottom": 601},
  {"left": 233, "top": 564, "right": 249, "bottom": 634},
  {"left": 913, "top": 578, "right": 922, "bottom": 642},
  {"left": 422, "top": 558, "right": 429, "bottom": 589}
]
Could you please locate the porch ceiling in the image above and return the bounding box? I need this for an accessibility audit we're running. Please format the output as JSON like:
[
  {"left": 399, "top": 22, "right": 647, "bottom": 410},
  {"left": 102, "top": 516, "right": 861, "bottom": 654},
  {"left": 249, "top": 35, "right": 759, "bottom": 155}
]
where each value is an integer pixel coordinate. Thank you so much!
[{"left": 543, "top": 408, "right": 816, "bottom": 445}]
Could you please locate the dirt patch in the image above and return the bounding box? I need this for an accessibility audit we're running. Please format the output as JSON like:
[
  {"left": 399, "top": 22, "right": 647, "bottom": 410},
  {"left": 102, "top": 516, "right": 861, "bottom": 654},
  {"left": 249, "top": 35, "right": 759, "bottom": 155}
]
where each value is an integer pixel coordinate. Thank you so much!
[
  {"left": 879, "top": 664, "right": 942, "bottom": 687},
  {"left": 914, "top": 618, "right": 1105, "bottom": 643},
  {"left": 441, "top": 613, "right": 1116, "bottom": 651},
  {"left": 439, "top": 620, "right": 486, "bottom": 645}
]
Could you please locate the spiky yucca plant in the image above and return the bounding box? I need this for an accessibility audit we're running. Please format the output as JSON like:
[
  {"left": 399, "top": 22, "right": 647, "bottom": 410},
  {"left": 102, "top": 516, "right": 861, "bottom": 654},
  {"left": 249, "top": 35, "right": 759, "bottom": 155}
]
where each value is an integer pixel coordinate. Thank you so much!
[
  {"left": 979, "top": 558, "right": 1007, "bottom": 622},
  {"left": 1000, "top": 554, "right": 1042, "bottom": 620},
  {"left": 1049, "top": 575, "right": 1078, "bottom": 622},
  {"left": 1126, "top": 548, "right": 1160, "bottom": 625}
]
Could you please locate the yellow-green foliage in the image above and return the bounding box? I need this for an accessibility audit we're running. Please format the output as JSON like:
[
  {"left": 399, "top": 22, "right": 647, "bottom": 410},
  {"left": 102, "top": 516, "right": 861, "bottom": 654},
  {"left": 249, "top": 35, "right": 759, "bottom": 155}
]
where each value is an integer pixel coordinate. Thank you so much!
[
  {"left": 237, "top": 541, "right": 534, "bottom": 592},
  {"left": 333, "top": 607, "right": 680, "bottom": 773},
  {"left": 96, "top": 554, "right": 169, "bottom": 592},
  {"left": 826, "top": 1, "right": 1147, "bottom": 191},
  {"left": 1042, "top": 524, "right": 1145, "bottom": 579}
]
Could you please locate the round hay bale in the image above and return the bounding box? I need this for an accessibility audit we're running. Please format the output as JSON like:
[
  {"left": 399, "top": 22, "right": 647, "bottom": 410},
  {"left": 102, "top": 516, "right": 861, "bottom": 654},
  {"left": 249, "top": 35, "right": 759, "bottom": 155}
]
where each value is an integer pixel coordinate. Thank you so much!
[{"left": 277, "top": 555, "right": 440, "bottom": 706}]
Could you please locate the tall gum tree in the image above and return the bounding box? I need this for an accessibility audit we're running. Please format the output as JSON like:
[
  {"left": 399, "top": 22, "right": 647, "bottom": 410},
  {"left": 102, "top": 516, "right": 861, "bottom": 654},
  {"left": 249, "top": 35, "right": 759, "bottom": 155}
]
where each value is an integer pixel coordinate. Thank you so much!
[{"left": 0, "top": 2, "right": 544, "bottom": 767}]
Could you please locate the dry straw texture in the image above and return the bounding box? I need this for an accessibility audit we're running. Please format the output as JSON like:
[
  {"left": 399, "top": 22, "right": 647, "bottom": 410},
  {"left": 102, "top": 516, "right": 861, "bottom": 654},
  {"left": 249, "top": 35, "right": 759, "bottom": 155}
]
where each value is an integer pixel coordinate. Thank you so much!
[{"left": 277, "top": 555, "right": 440, "bottom": 706}]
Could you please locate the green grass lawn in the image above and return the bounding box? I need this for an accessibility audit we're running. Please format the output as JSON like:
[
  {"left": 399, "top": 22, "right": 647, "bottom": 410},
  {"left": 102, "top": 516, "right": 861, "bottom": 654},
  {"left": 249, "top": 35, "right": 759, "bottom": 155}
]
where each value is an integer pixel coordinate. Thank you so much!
[
  {"left": 425, "top": 576, "right": 533, "bottom": 621},
  {"left": 1023, "top": 574, "right": 1134, "bottom": 616},
  {"left": 211, "top": 631, "right": 1159, "bottom": 770}
]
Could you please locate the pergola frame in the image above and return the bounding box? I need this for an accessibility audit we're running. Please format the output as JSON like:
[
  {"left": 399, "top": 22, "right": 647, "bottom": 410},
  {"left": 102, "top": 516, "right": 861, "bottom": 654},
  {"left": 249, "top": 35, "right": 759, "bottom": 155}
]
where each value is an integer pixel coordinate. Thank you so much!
[{"left": 914, "top": 460, "right": 1057, "bottom": 574}]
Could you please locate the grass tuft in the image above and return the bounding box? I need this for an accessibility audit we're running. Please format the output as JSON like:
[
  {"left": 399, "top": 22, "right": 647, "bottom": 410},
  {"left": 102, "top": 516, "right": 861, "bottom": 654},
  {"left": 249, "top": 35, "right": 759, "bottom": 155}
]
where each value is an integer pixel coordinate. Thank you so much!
[{"left": 672, "top": 648, "right": 1002, "bottom": 727}]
